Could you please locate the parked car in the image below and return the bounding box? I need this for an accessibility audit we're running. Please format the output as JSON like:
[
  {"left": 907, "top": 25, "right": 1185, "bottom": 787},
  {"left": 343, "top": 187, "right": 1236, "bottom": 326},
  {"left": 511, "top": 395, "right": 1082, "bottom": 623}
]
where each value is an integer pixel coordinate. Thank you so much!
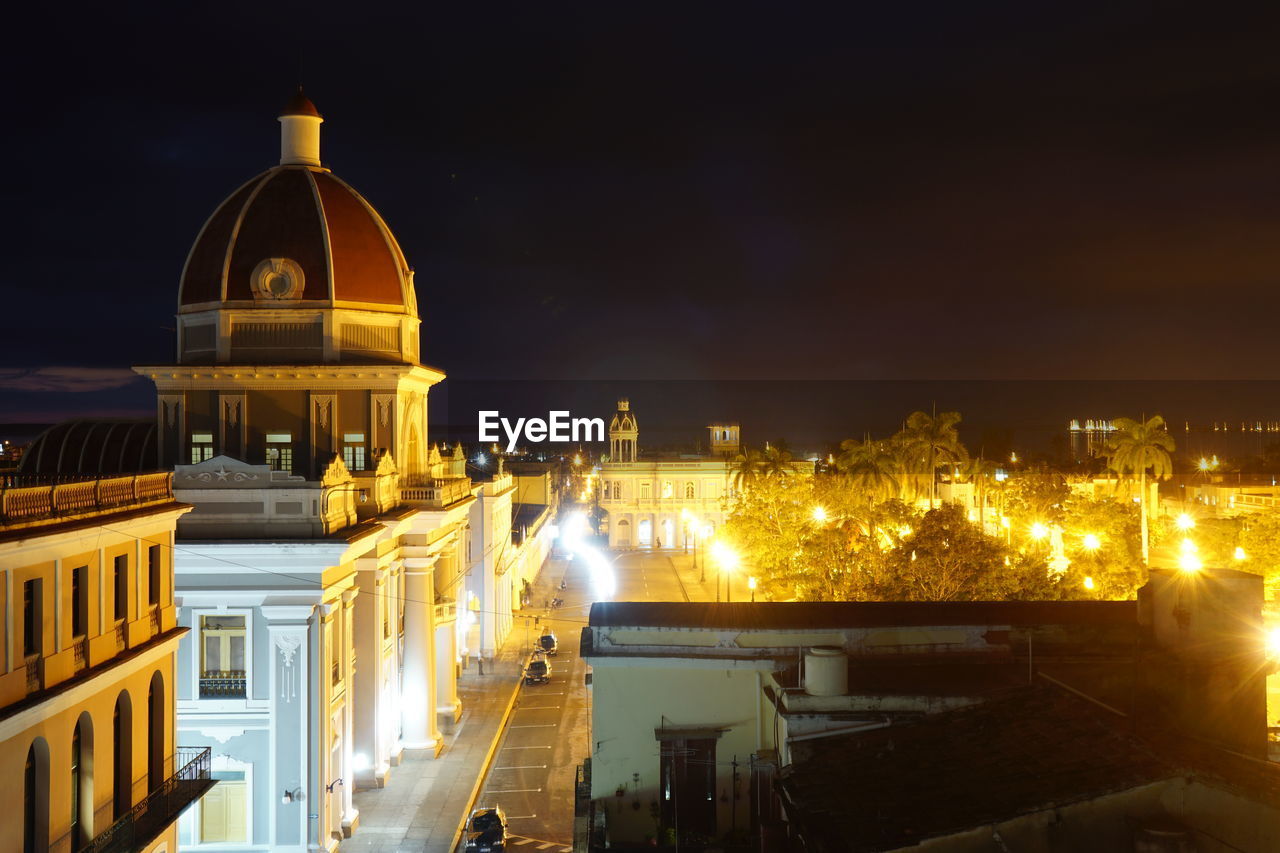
[
  {"left": 535, "top": 630, "right": 558, "bottom": 655},
  {"left": 465, "top": 806, "right": 508, "bottom": 853},
  {"left": 524, "top": 656, "right": 551, "bottom": 685}
]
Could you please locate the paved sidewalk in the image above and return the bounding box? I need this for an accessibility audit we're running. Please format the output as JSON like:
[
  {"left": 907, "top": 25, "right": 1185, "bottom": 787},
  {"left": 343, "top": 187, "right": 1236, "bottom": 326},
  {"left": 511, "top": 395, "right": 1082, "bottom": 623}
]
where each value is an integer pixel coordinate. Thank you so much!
[
  {"left": 347, "top": 562, "right": 565, "bottom": 853},
  {"left": 665, "top": 550, "right": 716, "bottom": 602}
]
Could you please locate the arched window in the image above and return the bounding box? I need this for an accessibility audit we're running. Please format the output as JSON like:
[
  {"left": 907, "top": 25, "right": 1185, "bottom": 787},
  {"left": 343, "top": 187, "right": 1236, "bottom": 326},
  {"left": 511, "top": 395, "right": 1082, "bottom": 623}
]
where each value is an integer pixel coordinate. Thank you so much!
[
  {"left": 25, "top": 738, "right": 49, "bottom": 853},
  {"left": 148, "top": 671, "right": 165, "bottom": 792},
  {"left": 662, "top": 481, "right": 673, "bottom": 499},
  {"left": 71, "top": 714, "right": 93, "bottom": 850},
  {"left": 684, "top": 482, "right": 695, "bottom": 500},
  {"left": 114, "top": 691, "right": 133, "bottom": 820}
]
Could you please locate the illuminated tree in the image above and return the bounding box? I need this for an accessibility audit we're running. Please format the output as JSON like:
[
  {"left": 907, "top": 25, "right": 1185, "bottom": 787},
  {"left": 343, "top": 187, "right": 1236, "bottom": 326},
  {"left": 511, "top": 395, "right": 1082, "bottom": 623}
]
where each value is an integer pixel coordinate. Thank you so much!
[
  {"left": 901, "top": 410, "right": 968, "bottom": 508},
  {"left": 1103, "top": 416, "right": 1175, "bottom": 565}
]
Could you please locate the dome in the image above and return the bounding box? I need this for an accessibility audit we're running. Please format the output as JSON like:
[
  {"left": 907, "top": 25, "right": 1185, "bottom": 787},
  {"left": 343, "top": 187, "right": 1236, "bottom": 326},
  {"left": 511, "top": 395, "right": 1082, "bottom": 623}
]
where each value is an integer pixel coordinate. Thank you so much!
[
  {"left": 18, "top": 419, "right": 157, "bottom": 475},
  {"left": 178, "top": 166, "right": 415, "bottom": 313}
]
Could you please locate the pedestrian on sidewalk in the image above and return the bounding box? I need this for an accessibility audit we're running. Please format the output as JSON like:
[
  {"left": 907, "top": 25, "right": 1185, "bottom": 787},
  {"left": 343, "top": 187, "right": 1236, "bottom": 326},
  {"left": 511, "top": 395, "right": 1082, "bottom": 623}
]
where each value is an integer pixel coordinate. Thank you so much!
[{"left": 478, "top": 656, "right": 485, "bottom": 676}]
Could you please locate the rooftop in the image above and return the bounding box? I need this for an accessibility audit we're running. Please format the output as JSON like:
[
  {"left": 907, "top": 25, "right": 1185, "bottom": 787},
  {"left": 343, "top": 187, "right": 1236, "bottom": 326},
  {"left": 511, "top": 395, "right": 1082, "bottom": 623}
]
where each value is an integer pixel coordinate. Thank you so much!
[
  {"left": 779, "top": 686, "right": 1176, "bottom": 852},
  {"left": 588, "top": 600, "right": 1137, "bottom": 631}
]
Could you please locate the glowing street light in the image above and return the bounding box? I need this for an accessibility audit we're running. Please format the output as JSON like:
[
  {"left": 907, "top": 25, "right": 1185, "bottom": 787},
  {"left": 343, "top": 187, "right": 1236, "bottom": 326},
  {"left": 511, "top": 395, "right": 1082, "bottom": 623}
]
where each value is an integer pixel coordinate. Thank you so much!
[
  {"left": 1178, "top": 539, "right": 1201, "bottom": 572},
  {"left": 1235, "top": 546, "right": 1248, "bottom": 561},
  {"left": 1175, "top": 513, "right": 1195, "bottom": 531},
  {"left": 748, "top": 576, "right": 758, "bottom": 602},
  {"left": 711, "top": 542, "right": 739, "bottom": 602},
  {"left": 812, "top": 506, "right": 828, "bottom": 523},
  {"left": 1267, "top": 628, "right": 1280, "bottom": 658},
  {"left": 1082, "top": 533, "right": 1101, "bottom": 551},
  {"left": 1083, "top": 576, "right": 1095, "bottom": 590},
  {"left": 1029, "top": 522, "right": 1049, "bottom": 541}
]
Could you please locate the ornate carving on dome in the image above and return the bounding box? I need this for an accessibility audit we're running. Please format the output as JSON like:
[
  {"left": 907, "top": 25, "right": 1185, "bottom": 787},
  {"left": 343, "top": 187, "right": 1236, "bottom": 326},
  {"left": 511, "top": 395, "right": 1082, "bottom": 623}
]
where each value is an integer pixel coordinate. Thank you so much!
[{"left": 251, "top": 257, "right": 305, "bottom": 301}]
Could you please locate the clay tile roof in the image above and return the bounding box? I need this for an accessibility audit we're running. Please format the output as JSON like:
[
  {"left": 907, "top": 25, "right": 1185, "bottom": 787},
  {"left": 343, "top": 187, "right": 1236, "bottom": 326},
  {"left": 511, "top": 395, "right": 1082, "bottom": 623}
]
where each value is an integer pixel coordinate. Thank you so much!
[
  {"left": 280, "top": 88, "right": 322, "bottom": 118},
  {"left": 178, "top": 167, "right": 413, "bottom": 312}
]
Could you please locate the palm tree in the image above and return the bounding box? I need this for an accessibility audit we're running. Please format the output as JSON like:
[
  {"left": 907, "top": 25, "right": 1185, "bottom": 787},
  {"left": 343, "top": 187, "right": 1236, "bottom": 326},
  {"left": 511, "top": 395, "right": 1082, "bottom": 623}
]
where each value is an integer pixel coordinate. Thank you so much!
[
  {"left": 759, "top": 443, "right": 798, "bottom": 478},
  {"left": 960, "top": 456, "right": 999, "bottom": 533},
  {"left": 1104, "top": 415, "right": 1175, "bottom": 564},
  {"left": 729, "top": 448, "right": 765, "bottom": 493},
  {"left": 837, "top": 437, "right": 900, "bottom": 505},
  {"left": 903, "top": 410, "right": 968, "bottom": 508},
  {"left": 837, "top": 437, "right": 901, "bottom": 548}
]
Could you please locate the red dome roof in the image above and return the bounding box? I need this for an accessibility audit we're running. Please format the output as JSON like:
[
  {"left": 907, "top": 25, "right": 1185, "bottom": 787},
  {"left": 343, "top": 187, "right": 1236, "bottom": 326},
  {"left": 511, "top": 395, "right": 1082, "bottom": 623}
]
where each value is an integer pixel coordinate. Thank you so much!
[
  {"left": 178, "top": 166, "right": 415, "bottom": 313},
  {"left": 281, "top": 88, "right": 322, "bottom": 118}
]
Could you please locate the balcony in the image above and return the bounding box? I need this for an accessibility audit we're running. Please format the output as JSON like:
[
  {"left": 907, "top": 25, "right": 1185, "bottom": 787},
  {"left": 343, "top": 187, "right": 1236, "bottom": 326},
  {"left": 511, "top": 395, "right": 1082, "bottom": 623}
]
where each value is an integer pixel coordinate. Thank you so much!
[
  {"left": 81, "top": 747, "right": 214, "bottom": 853},
  {"left": 401, "top": 476, "right": 472, "bottom": 509},
  {"left": 198, "top": 670, "right": 246, "bottom": 699},
  {"left": 0, "top": 472, "right": 173, "bottom": 525}
]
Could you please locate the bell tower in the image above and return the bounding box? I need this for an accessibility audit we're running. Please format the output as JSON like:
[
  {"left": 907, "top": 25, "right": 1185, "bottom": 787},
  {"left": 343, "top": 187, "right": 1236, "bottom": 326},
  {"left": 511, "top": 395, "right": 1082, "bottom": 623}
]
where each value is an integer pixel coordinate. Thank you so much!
[
  {"left": 608, "top": 399, "right": 638, "bottom": 462},
  {"left": 707, "top": 423, "right": 740, "bottom": 457}
]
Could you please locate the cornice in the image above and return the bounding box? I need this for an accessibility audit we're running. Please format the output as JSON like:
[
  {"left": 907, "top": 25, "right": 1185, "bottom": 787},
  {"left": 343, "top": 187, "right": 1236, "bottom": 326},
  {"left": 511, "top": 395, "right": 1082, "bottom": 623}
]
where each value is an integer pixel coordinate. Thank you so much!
[{"left": 133, "top": 363, "right": 445, "bottom": 389}]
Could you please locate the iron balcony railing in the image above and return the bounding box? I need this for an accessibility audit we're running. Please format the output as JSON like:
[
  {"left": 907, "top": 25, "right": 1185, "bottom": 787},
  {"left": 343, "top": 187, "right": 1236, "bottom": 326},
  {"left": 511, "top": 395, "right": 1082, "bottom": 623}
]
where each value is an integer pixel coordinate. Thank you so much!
[
  {"left": 79, "top": 746, "right": 214, "bottom": 853},
  {"left": 198, "top": 671, "right": 247, "bottom": 699}
]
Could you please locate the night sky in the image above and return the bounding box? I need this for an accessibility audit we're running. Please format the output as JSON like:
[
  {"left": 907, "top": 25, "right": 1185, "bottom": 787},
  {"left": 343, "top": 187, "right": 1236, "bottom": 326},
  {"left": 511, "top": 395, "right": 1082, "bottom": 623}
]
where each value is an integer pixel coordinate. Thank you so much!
[{"left": 5, "top": 3, "right": 1280, "bottom": 430}]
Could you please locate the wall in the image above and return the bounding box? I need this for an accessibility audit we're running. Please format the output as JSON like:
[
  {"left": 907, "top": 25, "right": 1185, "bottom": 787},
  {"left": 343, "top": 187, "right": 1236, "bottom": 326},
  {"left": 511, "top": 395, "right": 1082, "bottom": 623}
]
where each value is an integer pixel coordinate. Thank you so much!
[{"left": 589, "top": 659, "right": 771, "bottom": 842}]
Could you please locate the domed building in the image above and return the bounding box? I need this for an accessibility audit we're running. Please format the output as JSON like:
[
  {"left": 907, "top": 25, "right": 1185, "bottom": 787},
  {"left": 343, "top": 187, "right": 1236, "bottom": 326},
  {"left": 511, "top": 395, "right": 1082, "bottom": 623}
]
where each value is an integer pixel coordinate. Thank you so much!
[
  {"left": 136, "top": 91, "right": 440, "bottom": 482},
  {"left": 132, "top": 94, "right": 482, "bottom": 851},
  {"left": 175, "top": 91, "right": 420, "bottom": 367}
]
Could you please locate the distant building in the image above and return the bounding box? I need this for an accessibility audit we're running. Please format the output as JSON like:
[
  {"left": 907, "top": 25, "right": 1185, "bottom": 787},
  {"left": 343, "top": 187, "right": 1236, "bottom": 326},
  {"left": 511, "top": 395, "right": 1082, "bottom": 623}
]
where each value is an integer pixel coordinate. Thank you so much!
[
  {"left": 581, "top": 569, "right": 1276, "bottom": 851},
  {"left": 598, "top": 399, "right": 809, "bottom": 549},
  {"left": 0, "top": 470, "right": 209, "bottom": 853}
]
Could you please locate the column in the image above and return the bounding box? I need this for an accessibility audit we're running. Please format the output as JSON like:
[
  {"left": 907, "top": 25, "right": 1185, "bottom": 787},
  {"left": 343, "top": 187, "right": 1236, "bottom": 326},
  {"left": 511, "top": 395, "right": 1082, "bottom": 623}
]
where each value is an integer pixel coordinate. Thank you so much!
[
  {"left": 262, "top": 605, "right": 313, "bottom": 853},
  {"left": 436, "top": 545, "right": 462, "bottom": 729},
  {"left": 341, "top": 590, "right": 359, "bottom": 835},
  {"left": 401, "top": 557, "right": 441, "bottom": 754},
  {"left": 351, "top": 564, "right": 382, "bottom": 787}
]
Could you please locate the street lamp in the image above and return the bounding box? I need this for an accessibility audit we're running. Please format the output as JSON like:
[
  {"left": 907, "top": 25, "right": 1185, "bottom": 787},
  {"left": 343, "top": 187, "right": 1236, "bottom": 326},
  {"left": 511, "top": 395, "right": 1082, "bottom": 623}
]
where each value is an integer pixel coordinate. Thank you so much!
[
  {"left": 711, "top": 542, "right": 738, "bottom": 603},
  {"left": 1029, "top": 522, "right": 1049, "bottom": 541},
  {"left": 1082, "top": 533, "right": 1101, "bottom": 551},
  {"left": 1175, "top": 513, "right": 1195, "bottom": 531},
  {"left": 812, "top": 506, "right": 827, "bottom": 524},
  {"left": 748, "top": 576, "right": 757, "bottom": 602}
]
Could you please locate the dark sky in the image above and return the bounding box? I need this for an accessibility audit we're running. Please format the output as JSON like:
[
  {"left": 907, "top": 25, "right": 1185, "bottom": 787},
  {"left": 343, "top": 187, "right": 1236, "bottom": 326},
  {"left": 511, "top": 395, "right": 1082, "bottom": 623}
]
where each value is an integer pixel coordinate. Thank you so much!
[{"left": 5, "top": 2, "right": 1280, "bottom": 424}]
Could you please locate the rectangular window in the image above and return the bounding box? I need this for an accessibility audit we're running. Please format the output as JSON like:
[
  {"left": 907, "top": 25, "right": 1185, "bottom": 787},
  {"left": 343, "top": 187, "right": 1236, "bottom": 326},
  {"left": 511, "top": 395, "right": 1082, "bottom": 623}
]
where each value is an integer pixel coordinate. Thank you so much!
[
  {"left": 342, "top": 432, "right": 367, "bottom": 471},
  {"left": 200, "top": 615, "right": 247, "bottom": 698},
  {"left": 23, "top": 579, "right": 40, "bottom": 657},
  {"left": 113, "top": 554, "right": 127, "bottom": 621},
  {"left": 331, "top": 620, "right": 341, "bottom": 686},
  {"left": 190, "top": 432, "right": 214, "bottom": 464},
  {"left": 148, "top": 544, "right": 162, "bottom": 606},
  {"left": 266, "top": 432, "right": 293, "bottom": 473},
  {"left": 71, "top": 567, "right": 87, "bottom": 637},
  {"left": 640, "top": 482, "right": 651, "bottom": 499}
]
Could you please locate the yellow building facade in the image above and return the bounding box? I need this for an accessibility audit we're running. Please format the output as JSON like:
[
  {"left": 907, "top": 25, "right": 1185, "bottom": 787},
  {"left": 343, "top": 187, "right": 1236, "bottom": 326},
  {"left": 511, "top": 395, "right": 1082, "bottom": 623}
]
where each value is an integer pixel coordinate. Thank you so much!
[{"left": 0, "top": 472, "right": 209, "bottom": 853}]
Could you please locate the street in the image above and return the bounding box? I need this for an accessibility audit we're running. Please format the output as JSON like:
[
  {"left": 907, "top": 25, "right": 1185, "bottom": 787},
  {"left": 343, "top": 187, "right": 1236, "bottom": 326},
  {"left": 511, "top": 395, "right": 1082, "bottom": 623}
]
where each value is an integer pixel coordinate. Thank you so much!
[{"left": 470, "top": 544, "right": 709, "bottom": 849}]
